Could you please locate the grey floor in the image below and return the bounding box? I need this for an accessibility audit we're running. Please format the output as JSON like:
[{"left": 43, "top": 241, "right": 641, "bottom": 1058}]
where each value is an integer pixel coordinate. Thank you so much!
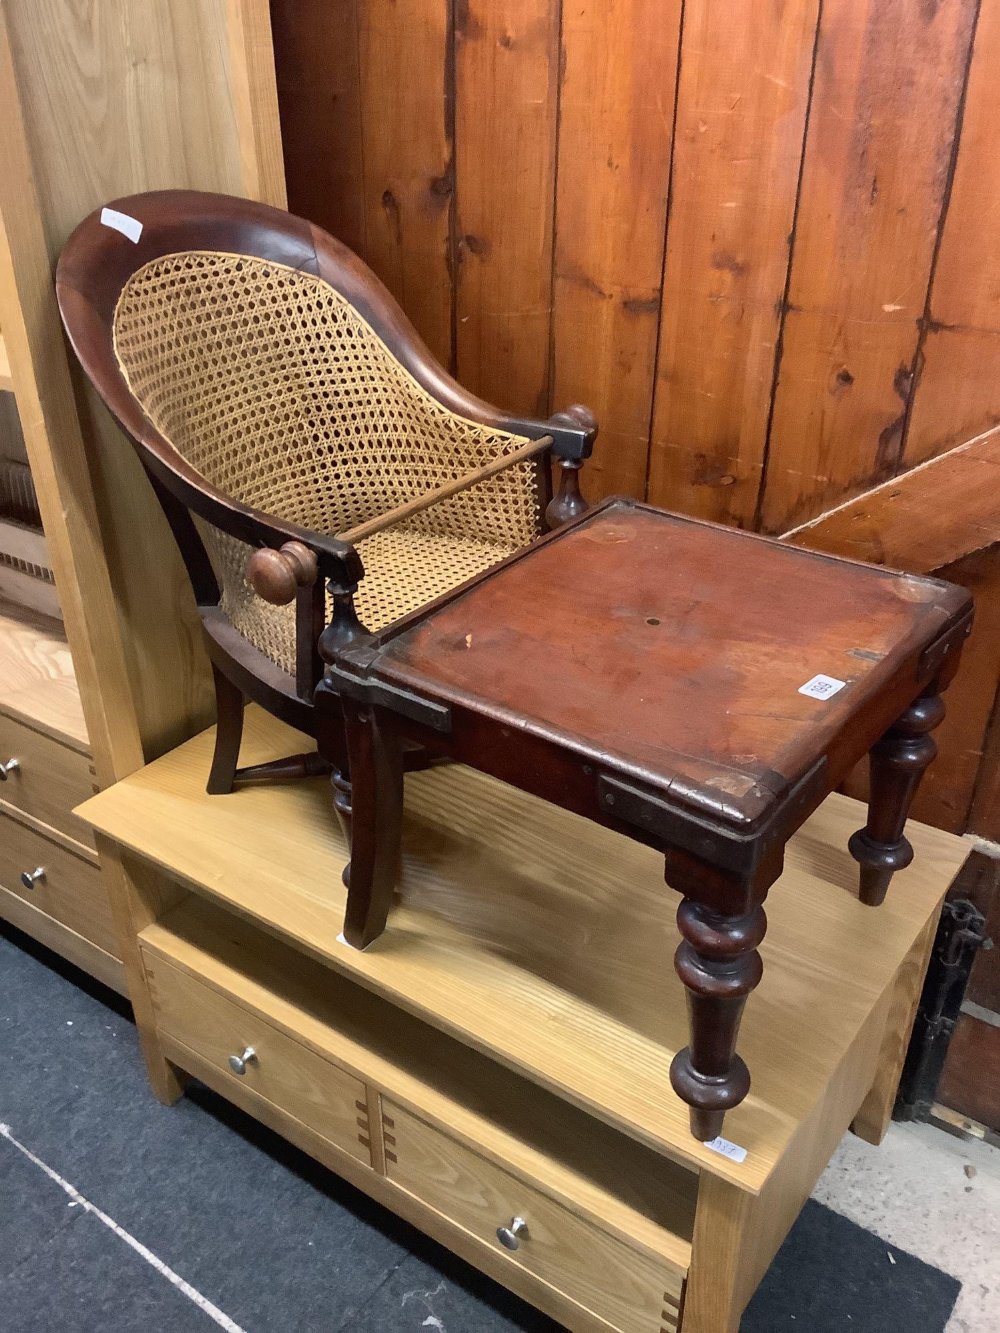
[{"left": 0, "top": 920, "right": 981, "bottom": 1331}]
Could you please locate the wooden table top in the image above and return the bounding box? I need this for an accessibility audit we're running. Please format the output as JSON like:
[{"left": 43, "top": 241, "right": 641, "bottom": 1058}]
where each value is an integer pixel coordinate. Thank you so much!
[{"left": 372, "top": 500, "right": 971, "bottom": 828}]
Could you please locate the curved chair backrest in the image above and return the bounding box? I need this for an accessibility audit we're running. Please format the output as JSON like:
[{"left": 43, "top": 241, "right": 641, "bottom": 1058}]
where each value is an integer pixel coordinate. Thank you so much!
[{"left": 57, "top": 191, "right": 591, "bottom": 696}]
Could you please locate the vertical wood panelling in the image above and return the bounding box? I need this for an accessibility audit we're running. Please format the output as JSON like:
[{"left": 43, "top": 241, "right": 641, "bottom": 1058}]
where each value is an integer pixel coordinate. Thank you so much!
[
  {"left": 840, "top": 547, "right": 1000, "bottom": 834},
  {"left": 358, "top": 1, "right": 452, "bottom": 365},
  {"left": 909, "top": 549, "right": 1000, "bottom": 832},
  {"left": 646, "top": 0, "right": 818, "bottom": 525},
  {"left": 271, "top": 1, "right": 1000, "bottom": 835},
  {"left": 271, "top": 0, "right": 366, "bottom": 255},
  {"left": 758, "top": 0, "right": 977, "bottom": 533},
  {"left": 453, "top": 0, "right": 559, "bottom": 416},
  {"left": 550, "top": 0, "right": 680, "bottom": 500},
  {"left": 904, "top": 0, "right": 999, "bottom": 465}
]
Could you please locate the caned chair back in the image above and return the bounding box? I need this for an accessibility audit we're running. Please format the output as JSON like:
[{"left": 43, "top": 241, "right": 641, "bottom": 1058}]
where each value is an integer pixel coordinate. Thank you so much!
[{"left": 57, "top": 192, "right": 585, "bottom": 697}]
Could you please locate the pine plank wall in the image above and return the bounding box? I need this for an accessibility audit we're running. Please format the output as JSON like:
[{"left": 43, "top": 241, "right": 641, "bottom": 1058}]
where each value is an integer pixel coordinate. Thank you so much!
[{"left": 269, "top": 0, "right": 1000, "bottom": 840}]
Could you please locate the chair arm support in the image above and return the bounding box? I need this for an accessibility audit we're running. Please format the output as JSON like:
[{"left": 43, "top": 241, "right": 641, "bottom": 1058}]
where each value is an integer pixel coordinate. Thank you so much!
[
  {"left": 336, "top": 434, "right": 555, "bottom": 545},
  {"left": 500, "top": 403, "right": 598, "bottom": 462}
]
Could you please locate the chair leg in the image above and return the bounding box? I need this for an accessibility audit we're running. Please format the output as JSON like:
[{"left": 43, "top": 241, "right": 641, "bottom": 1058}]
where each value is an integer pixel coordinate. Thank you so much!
[
  {"left": 331, "top": 766, "right": 353, "bottom": 886},
  {"left": 206, "top": 663, "right": 245, "bottom": 795},
  {"left": 849, "top": 684, "right": 945, "bottom": 906},
  {"left": 340, "top": 698, "right": 404, "bottom": 950}
]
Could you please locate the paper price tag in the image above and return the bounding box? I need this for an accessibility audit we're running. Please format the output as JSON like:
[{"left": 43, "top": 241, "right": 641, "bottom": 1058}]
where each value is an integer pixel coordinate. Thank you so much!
[
  {"left": 798, "top": 673, "right": 846, "bottom": 701},
  {"left": 100, "top": 207, "right": 143, "bottom": 244},
  {"left": 703, "top": 1136, "right": 748, "bottom": 1164}
]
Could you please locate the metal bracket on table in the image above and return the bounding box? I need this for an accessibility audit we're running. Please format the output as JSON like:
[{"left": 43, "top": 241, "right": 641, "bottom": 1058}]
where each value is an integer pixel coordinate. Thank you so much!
[
  {"left": 596, "top": 757, "right": 828, "bottom": 876},
  {"left": 324, "top": 662, "right": 452, "bottom": 733}
]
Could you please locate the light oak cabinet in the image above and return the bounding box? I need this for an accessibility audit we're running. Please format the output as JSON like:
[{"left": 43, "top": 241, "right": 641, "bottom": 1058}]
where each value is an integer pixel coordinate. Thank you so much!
[
  {"left": 81, "top": 707, "right": 968, "bottom": 1332},
  {"left": 0, "top": 0, "right": 284, "bottom": 985}
]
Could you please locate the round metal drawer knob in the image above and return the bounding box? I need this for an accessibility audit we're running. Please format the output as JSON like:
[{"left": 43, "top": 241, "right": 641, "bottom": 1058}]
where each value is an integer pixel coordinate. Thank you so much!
[
  {"left": 228, "top": 1046, "right": 257, "bottom": 1076},
  {"left": 20, "top": 866, "right": 45, "bottom": 889},
  {"left": 0, "top": 758, "right": 20, "bottom": 780},
  {"left": 496, "top": 1217, "right": 529, "bottom": 1251}
]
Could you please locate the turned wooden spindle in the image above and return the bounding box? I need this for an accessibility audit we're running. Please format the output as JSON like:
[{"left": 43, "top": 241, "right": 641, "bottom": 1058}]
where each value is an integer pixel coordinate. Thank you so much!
[
  {"left": 317, "top": 576, "right": 370, "bottom": 665},
  {"left": 246, "top": 540, "right": 317, "bottom": 605},
  {"left": 669, "top": 899, "right": 767, "bottom": 1140},
  {"left": 545, "top": 459, "right": 588, "bottom": 529},
  {"left": 544, "top": 403, "right": 595, "bottom": 530},
  {"left": 849, "top": 684, "right": 946, "bottom": 906}
]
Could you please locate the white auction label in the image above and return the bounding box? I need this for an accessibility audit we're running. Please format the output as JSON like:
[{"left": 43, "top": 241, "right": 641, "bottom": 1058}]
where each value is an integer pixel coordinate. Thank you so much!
[
  {"left": 100, "top": 206, "right": 143, "bottom": 244},
  {"left": 798, "top": 673, "right": 846, "bottom": 700},
  {"left": 703, "top": 1136, "right": 748, "bottom": 1164}
]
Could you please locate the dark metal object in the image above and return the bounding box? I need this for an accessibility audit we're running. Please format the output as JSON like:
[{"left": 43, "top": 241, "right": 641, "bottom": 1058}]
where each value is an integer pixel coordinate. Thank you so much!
[{"left": 895, "top": 897, "right": 994, "bottom": 1122}]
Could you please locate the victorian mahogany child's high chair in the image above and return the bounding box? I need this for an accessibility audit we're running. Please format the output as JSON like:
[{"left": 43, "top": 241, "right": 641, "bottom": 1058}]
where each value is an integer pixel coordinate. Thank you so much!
[{"left": 57, "top": 190, "right": 594, "bottom": 830}]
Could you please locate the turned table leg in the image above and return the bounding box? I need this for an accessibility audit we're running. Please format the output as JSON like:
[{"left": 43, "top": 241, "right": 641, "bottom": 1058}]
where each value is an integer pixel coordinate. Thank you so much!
[
  {"left": 669, "top": 899, "right": 767, "bottom": 1141},
  {"left": 849, "top": 684, "right": 945, "bottom": 907}
]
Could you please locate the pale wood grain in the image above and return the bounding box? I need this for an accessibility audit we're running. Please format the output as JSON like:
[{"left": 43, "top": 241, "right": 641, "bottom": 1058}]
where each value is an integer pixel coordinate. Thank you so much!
[
  {"left": 0, "top": 880, "right": 124, "bottom": 994},
  {"left": 684, "top": 987, "right": 890, "bottom": 1330},
  {"left": 852, "top": 908, "right": 940, "bottom": 1144},
  {"left": 385, "top": 1101, "right": 683, "bottom": 1333},
  {"left": 0, "top": 711, "right": 96, "bottom": 844},
  {"left": 0, "top": 599, "right": 87, "bottom": 746},
  {"left": 224, "top": 0, "right": 288, "bottom": 209},
  {"left": 156, "top": 1031, "right": 636, "bottom": 1333},
  {"left": 79, "top": 706, "right": 969, "bottom": 1194},
  {"left": 0, "top": 0, "right": 286, "bottom": 770},
  {"left": 0, "top": 12, "right": 144, "bottom": 785},
  {"left": 96, "top": 835, "right": 187, "bottom": 1105},
  {"left": 681, "top": 1175, "right": 753, "bottom": 1333},
  {"left": 141, "top": 891, "right": 696, "bottom": 1266},
  {"left": 0, "top": 805, "right": 114, "bottom": 956},
  {"left": 0, "top": 0, "right": 286, "bottom": 1001},
  {"left": 0, "top": 331, "right": 11, "bottom": 391},
  {"left": 145, "top": 952, "right": 371, "bottom": 1166}
]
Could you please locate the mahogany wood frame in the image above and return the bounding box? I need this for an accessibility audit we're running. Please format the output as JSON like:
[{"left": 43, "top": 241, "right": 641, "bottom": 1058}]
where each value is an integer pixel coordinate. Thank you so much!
[
  {"left": 320, "top": 497, "right": 973, "bottom": 1140},
  {"left": 55, "top": 190, "right": 596, "bottom": 796}
]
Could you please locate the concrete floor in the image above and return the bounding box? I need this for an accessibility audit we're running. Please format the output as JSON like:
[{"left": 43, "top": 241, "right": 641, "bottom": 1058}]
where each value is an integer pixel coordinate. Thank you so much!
[{"left": 814, "top": 1119, "right": 1000, "bottom": 1332}]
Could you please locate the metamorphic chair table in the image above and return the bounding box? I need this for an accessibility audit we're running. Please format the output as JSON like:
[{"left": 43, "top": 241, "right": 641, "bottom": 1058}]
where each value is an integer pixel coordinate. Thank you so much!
[
  {"left": 82, "top": 709, "right": 970, "bottom": 1330},
  {"left": 327, "top": 497, "right": 972, "bottom": 1141}
]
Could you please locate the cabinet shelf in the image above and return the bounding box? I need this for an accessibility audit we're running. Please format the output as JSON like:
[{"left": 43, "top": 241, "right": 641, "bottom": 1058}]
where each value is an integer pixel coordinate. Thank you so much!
[
  {"left": 79, "top": 705, "right": 969, "bottom": 1196},
  {"left": 0, "top": 596, "right": 86, "bottom": 747},
  {"left": 141, "top": 891, "right": 697, "bottom": 1273}
]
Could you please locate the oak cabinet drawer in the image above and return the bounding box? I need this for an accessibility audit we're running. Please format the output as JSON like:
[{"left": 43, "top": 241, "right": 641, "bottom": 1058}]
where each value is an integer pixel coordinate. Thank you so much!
[
  {"left": 143, "top": 956, "right": 372, "bottom": 1168},
  {"left": 0, "top": 809, "right": 115, "bottom": 956},
  {"left": 383, "top": 1101, "right": 684, "bottom": 1333},
  {"left": 0, "top": 712, "right": 95, "bottom": 844}
]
